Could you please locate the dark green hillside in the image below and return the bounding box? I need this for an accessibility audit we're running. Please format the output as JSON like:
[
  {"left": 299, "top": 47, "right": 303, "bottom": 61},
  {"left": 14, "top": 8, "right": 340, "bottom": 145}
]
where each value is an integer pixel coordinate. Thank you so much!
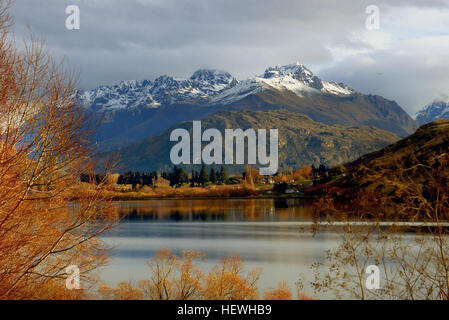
[{"left": 108, "top": 109, "right": 400, "bottom": 173}]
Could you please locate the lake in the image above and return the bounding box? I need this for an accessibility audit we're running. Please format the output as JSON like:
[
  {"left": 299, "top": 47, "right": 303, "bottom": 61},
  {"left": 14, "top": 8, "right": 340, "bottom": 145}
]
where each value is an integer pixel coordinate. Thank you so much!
[{"left": 99, "top": 198, "right": 341, "bottom": 298}]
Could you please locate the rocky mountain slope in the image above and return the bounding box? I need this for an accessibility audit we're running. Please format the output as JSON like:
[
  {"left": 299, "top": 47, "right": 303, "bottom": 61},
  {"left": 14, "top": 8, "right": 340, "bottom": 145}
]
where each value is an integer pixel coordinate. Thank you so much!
[
  {"left": 303, "top": 120, "right": 449, "bottom": 220},
  {"left": 223, "top": 88, "right": 416, "bottom": 137},
  {"left": 337, "top": 119, "right": 449, "bottom": 200},
  {"left": 107, "top": 109, "right": 400, "bottom": 173},
  {"left": 347, "top": 119, "right": 449, "bottom": 173}
]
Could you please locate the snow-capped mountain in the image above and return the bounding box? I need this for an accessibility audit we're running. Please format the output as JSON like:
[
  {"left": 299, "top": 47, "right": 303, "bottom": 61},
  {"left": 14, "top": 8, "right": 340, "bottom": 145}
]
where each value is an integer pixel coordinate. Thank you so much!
[
  {"left": 79, "top": 69, "right": 237, "bottom": 112},
  {"left": 416, "top": 97, "right": 449, "bottom": 125},
  {"left": 79, "top": 62, "right": 354, "bottom": 112},
  {"left": 211, "top": 62, "right": 354, "bottom": 105},
  {"left": 84, "top": 61, "right": 416, "bottom": 152}
]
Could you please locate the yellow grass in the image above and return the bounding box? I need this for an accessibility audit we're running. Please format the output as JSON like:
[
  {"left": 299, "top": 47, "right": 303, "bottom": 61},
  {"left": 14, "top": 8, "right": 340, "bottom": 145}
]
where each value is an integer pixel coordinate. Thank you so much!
[{"left": 72, "top": 182, "right": 266, "bottom": 200}]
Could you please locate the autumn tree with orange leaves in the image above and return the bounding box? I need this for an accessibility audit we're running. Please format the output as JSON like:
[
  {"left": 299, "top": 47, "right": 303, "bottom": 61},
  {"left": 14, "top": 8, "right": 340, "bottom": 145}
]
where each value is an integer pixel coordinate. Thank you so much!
[
  {"left": 0, "top": 0, "right": 116, "bottom": 299},
  {"left": 263, "top": 281, "right": 292, "bottom": 300},
  {"left": 99, "top": 250, "right": 260, "bottom": 300},
  {"left": 98, "top": 249, "right": 313, "bottom": 300},
  {"left": 202, "top": 254, "right": 261, "bottom": 300}
]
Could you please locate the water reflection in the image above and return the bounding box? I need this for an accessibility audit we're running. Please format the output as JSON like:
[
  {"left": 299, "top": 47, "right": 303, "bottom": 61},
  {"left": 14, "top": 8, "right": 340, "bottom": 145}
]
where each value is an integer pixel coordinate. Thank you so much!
[
  {"left": 112, "top": 198, "right": 315, "bottom": 222},
  {"left": 100, "top": 198, "right": 328, "bottom": 297},
  {"left": 98, "top": 199, "right": 449, "bottom": 299}
]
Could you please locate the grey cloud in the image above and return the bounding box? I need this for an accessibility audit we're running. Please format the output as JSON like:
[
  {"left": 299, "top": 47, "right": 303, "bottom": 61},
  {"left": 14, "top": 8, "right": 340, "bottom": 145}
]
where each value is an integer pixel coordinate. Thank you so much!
[
  {"left": 10, "top": 0, "right": 449, "bottom": 115},
  {"left": 319, "top": 38, "right": 449, "bottom": 115}
]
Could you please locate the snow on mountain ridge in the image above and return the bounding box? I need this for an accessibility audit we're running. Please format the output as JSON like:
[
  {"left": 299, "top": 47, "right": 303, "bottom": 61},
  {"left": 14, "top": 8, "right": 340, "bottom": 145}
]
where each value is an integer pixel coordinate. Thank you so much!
[
  {"left": 79, "top": 69, "right": 237, "bottom": 112},
  {"left": 416, "top": 98, "right": 449, "bottom": 124},
  {"left": 80, "top": 63, "right": 355, "bottom": 112},
  {"left": 262, "top": 62, "right": 322, "bottom": 89},
  {"left": 211, "top": 62, "right": 354, "bottom": 104}
]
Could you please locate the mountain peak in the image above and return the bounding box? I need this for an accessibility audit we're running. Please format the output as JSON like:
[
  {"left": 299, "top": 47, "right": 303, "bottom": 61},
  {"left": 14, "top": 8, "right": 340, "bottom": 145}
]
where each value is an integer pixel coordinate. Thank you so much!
[
  {"left": 261, "top": 62, "right": 323, "bottom": 90},
  {"left": 190, "top": 69, "right": 232, "bottom": 81},
  {"left": 435, "top": 94, "right": 449, "bottom": 103},
  {"left": 262, "top": 62, "right": 312, "bottom": 77},
  {"left": 153, "top": 75, "right": 178, "bottom": 86},
  {"left": 416, "top": 97, "right": 449, "bottom": 125},
  {"left": 189, "top": 68, "right": 237, "bottom": 95}
]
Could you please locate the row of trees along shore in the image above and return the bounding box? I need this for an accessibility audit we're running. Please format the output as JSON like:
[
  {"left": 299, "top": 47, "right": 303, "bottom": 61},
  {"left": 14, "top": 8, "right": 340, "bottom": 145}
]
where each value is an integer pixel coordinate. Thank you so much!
[
  {"left": 163, "top": 164, "right": 230, "bottom": 187},
  {"left": 82, "top": 164, "right": 231, "bottom": 188},
  {"left": 81, "top": 163, "right": 336, "bottom": 189}
]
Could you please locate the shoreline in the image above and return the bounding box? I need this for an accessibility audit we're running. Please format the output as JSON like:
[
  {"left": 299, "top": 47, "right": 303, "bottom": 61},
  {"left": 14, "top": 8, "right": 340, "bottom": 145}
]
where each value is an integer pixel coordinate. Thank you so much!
[{"left": 109, "top": 194, "right": 314, "bottom": 201}]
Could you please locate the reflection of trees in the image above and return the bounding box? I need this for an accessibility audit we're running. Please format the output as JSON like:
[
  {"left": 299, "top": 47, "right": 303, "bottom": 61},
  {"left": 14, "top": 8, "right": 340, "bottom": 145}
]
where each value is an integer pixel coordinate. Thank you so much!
[
  {"left": 113, "top": 199, "right": 314, "bottom": 222},
  {"left": 274, "top": 199, "right": 288, "bottom": 208}
]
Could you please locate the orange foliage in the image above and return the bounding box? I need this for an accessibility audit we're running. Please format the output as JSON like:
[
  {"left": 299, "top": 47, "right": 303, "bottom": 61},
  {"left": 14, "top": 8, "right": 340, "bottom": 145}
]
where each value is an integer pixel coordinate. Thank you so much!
[
  {"left": 137, "top": 249, "right": 206, "bottom": 300},
  {"left": 99, "top": 282, "right": 144, "bottom": 300},
  {"left": 203, "top": 255, "right": 261, "bottom": 300},
  {"left": 263, "top": 281, "right": 292, "bottom": 300},
  {"left": 293, "top": 165, "right": 312, "bottom": 180},
  {"left": 97, "top": 250, "right": 317, "bottom": 301},
  {"left": 0, "top": 1, "right": 116, "bottom": 299},
  {"left": 99, "top": 250, "right": 261, "bottom": 300},
  {"left": 99, "top": 184, "right": 261, "bottom": 200},
  {"left": 297, "top": 293, "right": 314, "bottom": 300},
  {"left": 97, "top": 250, "right": 316, "bottom": 301}
]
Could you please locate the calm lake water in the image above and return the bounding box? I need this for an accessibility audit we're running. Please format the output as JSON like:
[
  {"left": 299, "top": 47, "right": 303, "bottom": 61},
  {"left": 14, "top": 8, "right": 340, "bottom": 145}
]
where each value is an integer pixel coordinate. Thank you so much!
[{"left": 99, "top": 198, "right": 341, "bottom": 298}]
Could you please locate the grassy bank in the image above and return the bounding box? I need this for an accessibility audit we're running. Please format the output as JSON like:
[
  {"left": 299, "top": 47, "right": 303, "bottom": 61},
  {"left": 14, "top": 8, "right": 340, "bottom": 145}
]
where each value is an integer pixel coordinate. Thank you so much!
[{"left": 71, "top": 182, "right": 312, "bottom": 201}]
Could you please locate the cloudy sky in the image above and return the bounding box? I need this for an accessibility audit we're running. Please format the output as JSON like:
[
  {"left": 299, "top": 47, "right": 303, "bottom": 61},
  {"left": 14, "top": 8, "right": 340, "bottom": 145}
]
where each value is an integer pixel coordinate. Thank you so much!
[{"left": 11, "top": 0, "right": 449, "bottom": 116}]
